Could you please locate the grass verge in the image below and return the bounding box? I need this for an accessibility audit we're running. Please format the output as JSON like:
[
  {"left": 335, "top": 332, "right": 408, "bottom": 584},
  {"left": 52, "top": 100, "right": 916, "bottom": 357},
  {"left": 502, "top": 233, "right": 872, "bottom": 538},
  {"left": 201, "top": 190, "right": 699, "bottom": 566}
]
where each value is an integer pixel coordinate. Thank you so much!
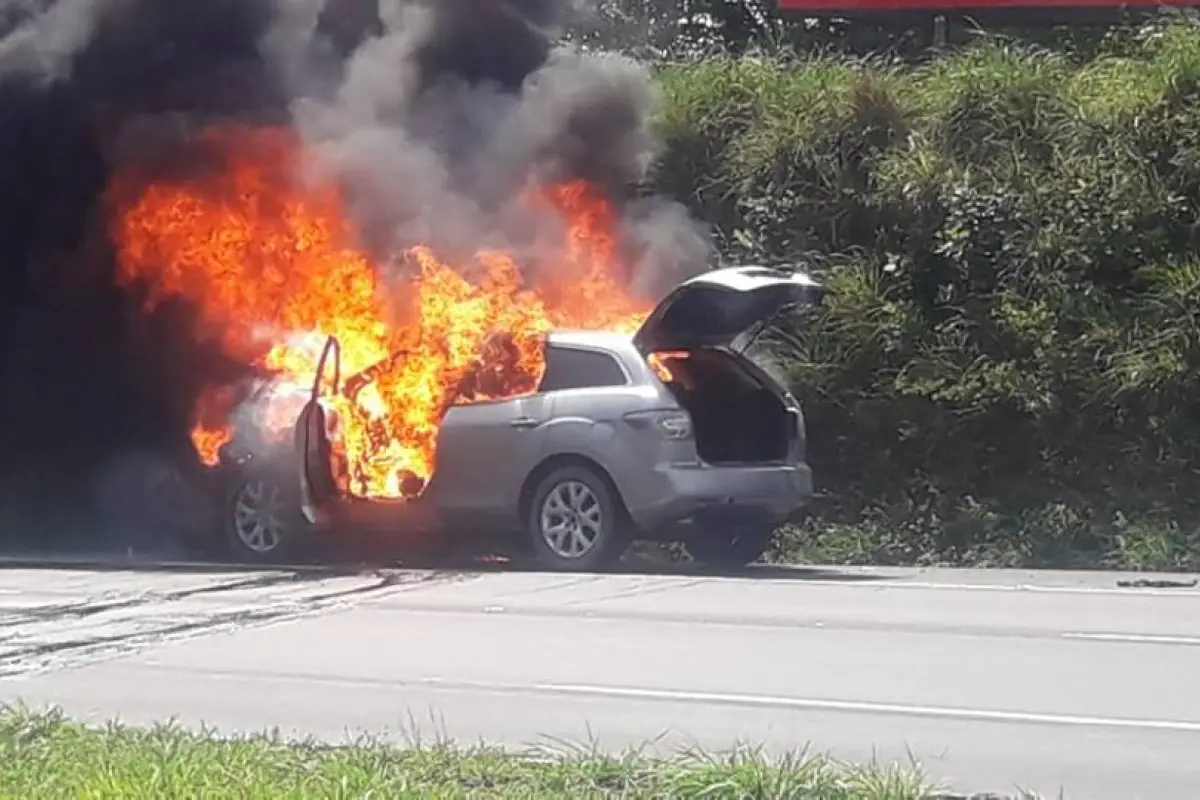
[{"left": 0, "top": 706, "right": 933, "bottom": 798}]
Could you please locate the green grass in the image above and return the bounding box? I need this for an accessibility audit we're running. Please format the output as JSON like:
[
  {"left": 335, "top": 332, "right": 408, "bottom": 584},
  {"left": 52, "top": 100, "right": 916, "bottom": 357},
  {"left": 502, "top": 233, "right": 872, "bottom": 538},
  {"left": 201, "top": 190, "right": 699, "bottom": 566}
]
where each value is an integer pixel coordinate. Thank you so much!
[{"left": 0, "top": 707, "right": 933, "bottom": 798}]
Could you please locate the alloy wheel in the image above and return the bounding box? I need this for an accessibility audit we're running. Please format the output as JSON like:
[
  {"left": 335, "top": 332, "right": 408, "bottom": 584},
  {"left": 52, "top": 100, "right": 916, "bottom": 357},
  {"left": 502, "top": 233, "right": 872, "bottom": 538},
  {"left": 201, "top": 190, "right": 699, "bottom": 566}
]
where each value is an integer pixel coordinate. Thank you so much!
[
  {"left": 539, "top": 480, "right": 603, "bottom": 559},
  {"left": 233, "top": 479, "right": 288, "bottom": 554}
]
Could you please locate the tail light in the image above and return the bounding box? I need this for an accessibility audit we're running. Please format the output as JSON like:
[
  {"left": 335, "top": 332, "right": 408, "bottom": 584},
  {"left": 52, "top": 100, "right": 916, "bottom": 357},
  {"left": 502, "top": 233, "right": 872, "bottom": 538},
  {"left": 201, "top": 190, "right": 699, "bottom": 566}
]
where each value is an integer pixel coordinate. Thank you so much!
[{"left": 623, "top": 409, "right": 693, "bottom": 440}]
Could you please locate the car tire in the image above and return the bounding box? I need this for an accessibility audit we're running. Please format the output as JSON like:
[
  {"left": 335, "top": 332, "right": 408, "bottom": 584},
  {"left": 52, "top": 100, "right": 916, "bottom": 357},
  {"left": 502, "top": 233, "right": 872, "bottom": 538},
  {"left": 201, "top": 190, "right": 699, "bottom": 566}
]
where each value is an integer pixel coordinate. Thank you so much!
[
  {"left": 687, "top": 525, "right": 774, "bottom": 568},
  {"left": 527, "top": 465, "right": 628, "bottom": 572},
  {"left": 224, "top": 467, "right": 310, "bottom": 564}
]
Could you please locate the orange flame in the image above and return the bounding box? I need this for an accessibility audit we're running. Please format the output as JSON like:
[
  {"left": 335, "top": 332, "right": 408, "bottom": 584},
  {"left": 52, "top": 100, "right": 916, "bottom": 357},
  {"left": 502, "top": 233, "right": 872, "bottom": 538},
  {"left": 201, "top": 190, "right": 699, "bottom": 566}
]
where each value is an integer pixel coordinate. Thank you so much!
[{"left": 108, "top": 125, "right": 650, "bottom": 497}]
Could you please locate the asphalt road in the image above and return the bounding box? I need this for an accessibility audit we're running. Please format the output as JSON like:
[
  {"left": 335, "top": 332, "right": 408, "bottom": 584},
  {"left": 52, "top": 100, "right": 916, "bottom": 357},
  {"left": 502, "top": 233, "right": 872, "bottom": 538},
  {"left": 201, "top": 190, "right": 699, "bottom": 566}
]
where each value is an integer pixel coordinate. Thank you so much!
[{"left": 2, "top": 559, "right": 1200, "bottom": 799}]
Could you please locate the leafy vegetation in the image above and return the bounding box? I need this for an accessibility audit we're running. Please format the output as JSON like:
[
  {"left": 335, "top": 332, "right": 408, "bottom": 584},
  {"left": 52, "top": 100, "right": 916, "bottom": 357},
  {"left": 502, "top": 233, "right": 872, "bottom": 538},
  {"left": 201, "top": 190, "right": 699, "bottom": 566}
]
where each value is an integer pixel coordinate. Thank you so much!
[
  {"left": 650, "top": 20, "right": 1200, "bottom": 570},
  {"left": 0, "top": 707, "right": 930, "bottom": 798}
]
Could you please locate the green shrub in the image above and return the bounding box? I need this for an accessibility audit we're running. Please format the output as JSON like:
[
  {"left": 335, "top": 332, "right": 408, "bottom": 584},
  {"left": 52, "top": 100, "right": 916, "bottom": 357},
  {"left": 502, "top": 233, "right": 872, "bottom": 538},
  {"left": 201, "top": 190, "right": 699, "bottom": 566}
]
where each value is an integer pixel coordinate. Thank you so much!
[{"left": 654, "top": 19, "right": 1200, "bottom": 569}]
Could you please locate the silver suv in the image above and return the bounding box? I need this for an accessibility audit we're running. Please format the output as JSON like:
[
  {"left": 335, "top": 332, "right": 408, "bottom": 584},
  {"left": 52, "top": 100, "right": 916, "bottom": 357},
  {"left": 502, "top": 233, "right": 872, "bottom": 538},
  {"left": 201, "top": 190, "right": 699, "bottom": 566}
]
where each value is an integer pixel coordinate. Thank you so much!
[{"left": 220, "top": 265, "right": 819, "bottom": 570}]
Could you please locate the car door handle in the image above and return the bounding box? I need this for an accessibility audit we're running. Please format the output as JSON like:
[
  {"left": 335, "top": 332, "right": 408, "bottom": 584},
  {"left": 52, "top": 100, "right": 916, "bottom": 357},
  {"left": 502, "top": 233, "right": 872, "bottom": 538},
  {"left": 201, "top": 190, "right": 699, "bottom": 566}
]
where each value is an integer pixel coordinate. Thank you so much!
[{"left": 510, "top": 417, "right": 540, "bottom": 429}]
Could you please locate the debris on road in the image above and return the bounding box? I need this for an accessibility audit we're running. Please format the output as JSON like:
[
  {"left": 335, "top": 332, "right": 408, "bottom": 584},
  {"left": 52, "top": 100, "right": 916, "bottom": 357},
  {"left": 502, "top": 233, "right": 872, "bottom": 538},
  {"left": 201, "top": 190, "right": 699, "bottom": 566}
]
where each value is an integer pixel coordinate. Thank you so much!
[{"left": 1116, "top": 578, "right": 1199, "bottom": 589}]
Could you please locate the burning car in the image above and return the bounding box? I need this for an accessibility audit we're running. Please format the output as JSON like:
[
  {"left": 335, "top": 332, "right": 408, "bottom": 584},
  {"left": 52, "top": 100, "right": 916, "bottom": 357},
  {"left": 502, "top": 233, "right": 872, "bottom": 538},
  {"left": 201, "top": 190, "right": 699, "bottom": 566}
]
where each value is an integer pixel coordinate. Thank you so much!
[
  {"left": 216, "top": 265, "right": 820, "bottom": 570},
  {"left": 104, "top": 126, "right": 817, "bottom": 570}
]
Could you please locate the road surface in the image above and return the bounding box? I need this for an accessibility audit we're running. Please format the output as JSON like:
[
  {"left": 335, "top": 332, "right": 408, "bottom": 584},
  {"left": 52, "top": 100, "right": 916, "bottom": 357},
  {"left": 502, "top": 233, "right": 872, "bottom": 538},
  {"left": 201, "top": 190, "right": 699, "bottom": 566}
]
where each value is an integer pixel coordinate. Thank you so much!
[{"left": 2, "top": 559, "right": 1199, "bottom": 799}]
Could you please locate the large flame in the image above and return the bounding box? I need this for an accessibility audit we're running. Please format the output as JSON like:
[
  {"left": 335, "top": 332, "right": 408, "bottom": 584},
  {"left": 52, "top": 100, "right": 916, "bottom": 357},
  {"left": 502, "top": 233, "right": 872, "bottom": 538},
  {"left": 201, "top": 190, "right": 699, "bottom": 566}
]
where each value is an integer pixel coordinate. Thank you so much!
[{"left": 108, "top": 125, "right": 650, "bottom": 498}]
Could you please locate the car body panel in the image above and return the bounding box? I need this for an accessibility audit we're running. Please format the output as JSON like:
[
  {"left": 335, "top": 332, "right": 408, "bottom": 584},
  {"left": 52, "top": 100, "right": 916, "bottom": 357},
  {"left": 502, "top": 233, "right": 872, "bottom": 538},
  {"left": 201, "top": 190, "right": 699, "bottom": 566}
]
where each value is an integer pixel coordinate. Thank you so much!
[
  {"left": 435, "top": 334, "right": 664, "bottom": 531},
  {"left": 533, "top": 383, "right": 674, "bottom": 521},
  {"left": 433, "top": 393, "right": 551, "bottom": 526}
]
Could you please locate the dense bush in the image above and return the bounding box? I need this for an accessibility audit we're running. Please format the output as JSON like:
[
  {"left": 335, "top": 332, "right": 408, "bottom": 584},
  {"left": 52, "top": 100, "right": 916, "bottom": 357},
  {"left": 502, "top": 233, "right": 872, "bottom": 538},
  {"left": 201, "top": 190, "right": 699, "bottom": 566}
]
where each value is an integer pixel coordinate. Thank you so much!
[{"left": 652, "top": 21, "right": 1200, "bottom": 570}]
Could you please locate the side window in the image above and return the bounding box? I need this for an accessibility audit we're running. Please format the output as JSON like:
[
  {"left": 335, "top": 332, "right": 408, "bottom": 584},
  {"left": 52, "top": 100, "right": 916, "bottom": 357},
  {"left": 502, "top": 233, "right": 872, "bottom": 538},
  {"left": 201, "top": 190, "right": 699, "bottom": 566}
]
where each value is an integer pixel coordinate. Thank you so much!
[{"left": 538, "top": 346, "right": 628, "bottom": 392}]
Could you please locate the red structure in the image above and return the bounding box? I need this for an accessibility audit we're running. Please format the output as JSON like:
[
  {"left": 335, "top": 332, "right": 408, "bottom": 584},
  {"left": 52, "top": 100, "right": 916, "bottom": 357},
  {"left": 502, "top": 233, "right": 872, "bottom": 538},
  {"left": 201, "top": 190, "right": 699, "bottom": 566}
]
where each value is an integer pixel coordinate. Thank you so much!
[{"left": 779, "top": 0, "right": 1192, "bottom": 8}]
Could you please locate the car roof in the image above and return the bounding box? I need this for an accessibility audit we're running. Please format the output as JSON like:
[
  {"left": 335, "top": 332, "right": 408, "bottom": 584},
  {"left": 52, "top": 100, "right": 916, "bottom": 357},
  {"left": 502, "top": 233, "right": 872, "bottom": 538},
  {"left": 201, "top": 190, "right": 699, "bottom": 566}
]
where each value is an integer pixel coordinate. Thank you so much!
[{"left": 546, "top": 329, "right": 636, "bottom": 351}]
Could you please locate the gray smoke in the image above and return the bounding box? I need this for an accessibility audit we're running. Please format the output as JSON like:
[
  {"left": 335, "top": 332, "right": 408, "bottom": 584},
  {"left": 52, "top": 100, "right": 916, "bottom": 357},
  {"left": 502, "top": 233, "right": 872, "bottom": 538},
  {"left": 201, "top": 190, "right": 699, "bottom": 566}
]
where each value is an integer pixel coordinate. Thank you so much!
[
  {"left": 265, "top": 0, "right": 711, "bottom": 295},
  {"left": 0, "top": 0, "right": 119, "bottom": 84}
]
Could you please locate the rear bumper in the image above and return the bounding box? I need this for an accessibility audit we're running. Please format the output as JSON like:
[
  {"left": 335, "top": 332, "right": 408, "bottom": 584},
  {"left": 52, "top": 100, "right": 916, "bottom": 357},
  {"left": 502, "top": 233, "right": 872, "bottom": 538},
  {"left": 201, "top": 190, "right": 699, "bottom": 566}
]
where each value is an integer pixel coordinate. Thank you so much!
[{"left": 624, "top": 462, "right": 813, "bottom": 537}]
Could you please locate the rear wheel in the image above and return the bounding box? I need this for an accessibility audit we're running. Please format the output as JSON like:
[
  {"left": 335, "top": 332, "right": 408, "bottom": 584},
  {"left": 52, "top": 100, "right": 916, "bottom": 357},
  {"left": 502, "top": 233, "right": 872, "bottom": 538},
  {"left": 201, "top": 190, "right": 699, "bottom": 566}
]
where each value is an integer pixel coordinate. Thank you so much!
[
  {"left": 527, "top": 465, "right": 628, "bottom": 572},
  {"left": 687, "top": 524, "right": 774, "bottom": 568},
  {"left": 225, "top": 468, "right": 309, "bottom": 563}
]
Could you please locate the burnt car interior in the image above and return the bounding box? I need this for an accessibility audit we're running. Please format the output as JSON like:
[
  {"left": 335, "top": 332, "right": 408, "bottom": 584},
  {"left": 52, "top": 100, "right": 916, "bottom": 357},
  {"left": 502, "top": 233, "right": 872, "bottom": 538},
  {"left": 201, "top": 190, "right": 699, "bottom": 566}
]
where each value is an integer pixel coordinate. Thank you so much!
[{"left": 654, "top": 349, "right": 792, "bottom": 465}]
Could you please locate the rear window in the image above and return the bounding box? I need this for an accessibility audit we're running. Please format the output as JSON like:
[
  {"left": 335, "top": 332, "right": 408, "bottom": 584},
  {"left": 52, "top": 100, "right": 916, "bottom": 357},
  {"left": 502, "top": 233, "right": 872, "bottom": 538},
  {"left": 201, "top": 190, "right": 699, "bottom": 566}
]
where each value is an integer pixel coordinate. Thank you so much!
[{"left": 538, "top": 346, "right": 628, "bottom": 392}]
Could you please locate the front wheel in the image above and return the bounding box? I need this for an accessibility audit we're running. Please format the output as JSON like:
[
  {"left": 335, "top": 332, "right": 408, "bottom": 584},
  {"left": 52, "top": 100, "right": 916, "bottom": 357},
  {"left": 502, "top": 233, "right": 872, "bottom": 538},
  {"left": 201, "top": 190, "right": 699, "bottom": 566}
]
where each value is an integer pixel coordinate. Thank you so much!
[
  {"left": 687, "top": 525, "right": 774, "bottom": 568},
  {"left": 225, "top": 469, "right": 309, "bottom": 563},
  {"left": 527, "top": 465, "right": 628, "bottom": 572}
]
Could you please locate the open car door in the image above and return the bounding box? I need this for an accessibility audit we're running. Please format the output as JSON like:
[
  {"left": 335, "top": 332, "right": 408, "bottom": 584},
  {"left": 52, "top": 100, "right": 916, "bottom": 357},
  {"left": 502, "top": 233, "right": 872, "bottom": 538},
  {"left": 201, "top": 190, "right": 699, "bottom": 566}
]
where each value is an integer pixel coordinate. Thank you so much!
[{"left": 295, "top": 335, "right": 341, "bottom": 525}]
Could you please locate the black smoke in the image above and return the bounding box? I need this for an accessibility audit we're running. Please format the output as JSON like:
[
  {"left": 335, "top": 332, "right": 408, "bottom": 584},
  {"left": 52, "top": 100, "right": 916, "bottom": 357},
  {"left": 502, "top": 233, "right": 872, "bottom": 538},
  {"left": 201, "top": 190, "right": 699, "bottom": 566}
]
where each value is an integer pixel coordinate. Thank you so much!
[{"left": 0, "top": 0, "right": 710, "bottom": 549}]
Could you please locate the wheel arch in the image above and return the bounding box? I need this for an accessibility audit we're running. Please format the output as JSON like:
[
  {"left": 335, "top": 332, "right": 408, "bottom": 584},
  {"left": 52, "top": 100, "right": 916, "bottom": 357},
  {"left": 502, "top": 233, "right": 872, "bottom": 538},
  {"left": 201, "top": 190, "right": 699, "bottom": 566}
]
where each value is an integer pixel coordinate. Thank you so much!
[{"left": 517, "top": 453, "right": 630, "bottom": 530}]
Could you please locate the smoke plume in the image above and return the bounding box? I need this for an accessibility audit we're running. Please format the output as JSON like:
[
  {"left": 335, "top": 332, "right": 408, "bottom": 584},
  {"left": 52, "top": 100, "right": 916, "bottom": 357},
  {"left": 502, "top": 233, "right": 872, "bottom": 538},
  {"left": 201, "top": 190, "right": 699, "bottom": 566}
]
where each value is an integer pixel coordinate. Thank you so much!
[
  {"left": 275, "top": 0, "right": 708, "bottom": 283},
  {"left": 0, "top": 0, "right": 710, "bottom": 546}
]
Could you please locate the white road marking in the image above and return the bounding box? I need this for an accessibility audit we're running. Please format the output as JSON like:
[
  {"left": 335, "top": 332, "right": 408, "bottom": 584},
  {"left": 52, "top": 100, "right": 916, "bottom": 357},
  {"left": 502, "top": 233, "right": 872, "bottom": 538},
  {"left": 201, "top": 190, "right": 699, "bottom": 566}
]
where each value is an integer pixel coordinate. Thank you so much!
[
  {"left": 532, "top": 682, "right": 1200, "bottom": 734},
  {"left": 118, "top": 665, "right": 1200, "bottom": 734},
  {"left": 1062, "top": 632, "right": 1200, "bottom": 646}
]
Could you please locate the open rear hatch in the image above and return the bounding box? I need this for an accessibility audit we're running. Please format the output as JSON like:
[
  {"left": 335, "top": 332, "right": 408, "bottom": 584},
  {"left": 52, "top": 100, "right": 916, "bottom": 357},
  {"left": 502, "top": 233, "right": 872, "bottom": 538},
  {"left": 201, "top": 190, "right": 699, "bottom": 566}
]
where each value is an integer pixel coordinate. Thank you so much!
[
  {"left": 633, "top": 265, "right": 823, "bottom": 466},
  {"left": 632, "top": 265, "right": 823, "bottom": 354}
]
